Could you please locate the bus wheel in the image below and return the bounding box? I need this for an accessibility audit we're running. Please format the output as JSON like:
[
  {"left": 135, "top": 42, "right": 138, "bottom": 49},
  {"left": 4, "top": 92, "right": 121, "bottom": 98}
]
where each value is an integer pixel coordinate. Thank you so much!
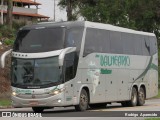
[
  {"left": 75, "top": 89, "right": 89, "bottom": 111},
  {"left": 32, "top": 107, "right": 44, "bottom": 113},
  {"left": 137, "top": 87, "right": 145, "bottom": 106},
  {"left": 128, "top": 87, "right": 137, "bottom": 107},
  {"left": 90, "top": 103, "right": 107, "bottom": 109}
]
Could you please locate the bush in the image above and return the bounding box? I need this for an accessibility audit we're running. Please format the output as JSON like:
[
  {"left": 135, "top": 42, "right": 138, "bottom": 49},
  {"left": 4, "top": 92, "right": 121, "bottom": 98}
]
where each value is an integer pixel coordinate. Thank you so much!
[
  {"left": 13, "top": 21, "right": 26, "bottom": 31},
  {"left": 3, "top": 39, "right": 14, "bottom": 45},
  {"left": 0, "top": 25, "right": 16, "bottom": 38},
  {"left": 0, "top": 33, "right": 2, "bottom": 38}
]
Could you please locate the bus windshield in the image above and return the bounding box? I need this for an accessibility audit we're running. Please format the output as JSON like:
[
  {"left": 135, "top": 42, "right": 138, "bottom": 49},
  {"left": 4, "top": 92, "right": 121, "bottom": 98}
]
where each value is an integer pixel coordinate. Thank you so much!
[
  {"left": 13, "top": 27, "right": 65, "bottom": 53},
  {"left": 11, "top": 57, "right": 62, "bottom": 88}
]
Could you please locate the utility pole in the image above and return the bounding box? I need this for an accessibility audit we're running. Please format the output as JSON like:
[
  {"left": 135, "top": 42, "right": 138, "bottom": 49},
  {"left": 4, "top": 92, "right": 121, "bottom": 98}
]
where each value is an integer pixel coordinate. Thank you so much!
[{"left": 0, "top": 0, "right": 3, "bottom": 24}]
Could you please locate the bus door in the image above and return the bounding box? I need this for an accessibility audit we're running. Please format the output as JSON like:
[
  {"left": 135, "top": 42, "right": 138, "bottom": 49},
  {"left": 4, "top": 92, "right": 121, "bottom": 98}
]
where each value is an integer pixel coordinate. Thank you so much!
[{"left": 63, "top": 52, "right": 76, "bottom": 105}]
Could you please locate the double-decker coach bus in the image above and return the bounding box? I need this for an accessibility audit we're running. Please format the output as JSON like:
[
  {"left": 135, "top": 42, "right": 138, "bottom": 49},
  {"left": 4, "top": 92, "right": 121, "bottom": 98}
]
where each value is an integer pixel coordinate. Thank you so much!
[{"left": 0, "top": 21, "right": 158, "bottom": 112}]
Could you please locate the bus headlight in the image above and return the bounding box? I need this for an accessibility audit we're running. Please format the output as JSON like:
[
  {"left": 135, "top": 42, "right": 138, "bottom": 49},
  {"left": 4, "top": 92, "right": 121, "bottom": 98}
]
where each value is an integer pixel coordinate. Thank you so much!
[
  {"left": 12, "top": 91, "right": 17, "bottom": 96},
  {"left": 49, "top": 88, "right": 65, "bottom": 95}
]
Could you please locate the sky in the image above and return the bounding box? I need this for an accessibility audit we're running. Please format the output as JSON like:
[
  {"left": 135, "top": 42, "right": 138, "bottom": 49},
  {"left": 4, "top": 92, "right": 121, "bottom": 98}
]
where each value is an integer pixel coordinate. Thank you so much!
[{"left": 35, "top": 0, "right": 67, "bottom": 21}]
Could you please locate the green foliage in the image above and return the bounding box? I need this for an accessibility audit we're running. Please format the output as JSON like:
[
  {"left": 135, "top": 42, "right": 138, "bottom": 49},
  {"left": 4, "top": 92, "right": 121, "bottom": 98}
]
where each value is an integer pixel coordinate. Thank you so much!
[
  {"left": 0, "top": 99, "right": 11, "bottom": 106},
  {"left": 58, "top": 0, "right": 160, "bottom": 42},
  {"left": 3, "top": 38, "right": 14, "bottom": 45},
  {"left": 145, "top": 118, "right": 160, "bottom": 120},
  {"left": 0, "top": 33, "right": 2, "bottom": 39},
  {"left": 0, "top": 21, "right": 26, "bottom": 46},
  {"left": 0, "top": 24, "right": 16, "bottom": 38},
  {"left": 12, "top": 21, "right": 26, "bottom": 31}
]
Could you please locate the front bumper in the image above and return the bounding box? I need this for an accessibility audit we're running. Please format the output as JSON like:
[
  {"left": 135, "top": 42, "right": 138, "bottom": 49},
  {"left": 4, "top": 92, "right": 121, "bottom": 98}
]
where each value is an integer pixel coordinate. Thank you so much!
[{"left": 11, "top": 93, "right": 66, "bottom": 107}]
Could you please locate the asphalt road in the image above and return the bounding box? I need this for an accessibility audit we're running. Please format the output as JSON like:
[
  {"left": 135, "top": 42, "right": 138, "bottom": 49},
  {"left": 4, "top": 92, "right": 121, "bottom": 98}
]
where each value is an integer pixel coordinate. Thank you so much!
[{"left": 0, "top": 98, "right": 160, "bottom": 119}]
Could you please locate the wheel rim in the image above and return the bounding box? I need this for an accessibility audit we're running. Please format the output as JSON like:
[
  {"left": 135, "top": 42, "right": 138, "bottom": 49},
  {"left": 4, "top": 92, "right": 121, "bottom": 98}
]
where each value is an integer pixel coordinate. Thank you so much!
[
  {"left": 139, "top": 89, "right": 145, "bottom": 103},
  {"left": 80, "top": 93, "right": 88, "bottom": 108},
  {"left": 132, "top": 90, "right": 137, "bottom": 104}
]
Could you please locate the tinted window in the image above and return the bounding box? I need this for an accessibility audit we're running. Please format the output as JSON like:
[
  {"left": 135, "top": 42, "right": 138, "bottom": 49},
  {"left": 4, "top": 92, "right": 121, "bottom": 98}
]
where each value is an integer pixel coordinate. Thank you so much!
[
  {"left": 142, "top": 36, "right": 150, "bottom": 56},
  {"left": 65, "top": 27, "right": 84, "bottom": 53},
  {"left": 150, "top": 36, "right": 157, "bottom": 55},
  {"left": 11, "top": 57, "right": 62, "bottom": 88},
  {"left": 64, "top": 52, "right": 75, "bottom": 82},
  {"left": 13, "top": 28, "right": 65, "bottom": 53},
  {"left": 133, "top": 35, "right": 143, "bottom": 55},
  {"left": 122, "top": 33, "right": 134, "bottom": 55},
  {"left": 110, "top": 32, "right": 123, "bottom": 54},
  {"left": 84, "top": 28, "right": 110, "bottom": 56}
]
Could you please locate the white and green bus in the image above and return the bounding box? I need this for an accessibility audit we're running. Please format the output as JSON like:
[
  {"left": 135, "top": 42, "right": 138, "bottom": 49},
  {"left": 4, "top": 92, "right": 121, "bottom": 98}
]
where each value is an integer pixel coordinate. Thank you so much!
[{"left": 0, "top": 21, "right": 158, "bottom": 112}]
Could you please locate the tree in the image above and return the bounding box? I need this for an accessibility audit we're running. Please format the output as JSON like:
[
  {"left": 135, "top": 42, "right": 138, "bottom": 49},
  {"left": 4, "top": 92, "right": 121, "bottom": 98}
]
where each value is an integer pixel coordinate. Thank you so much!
[
  {"left": 58, "top": 0, "right": 80, "bottom": 20},
  {"left": 1, "top": 0, "right": 4, "bottom": 25},
  {"left": 6, "top": 0, "right": 13, "bottom": 29},
  {"left": 58, "top": 0, "right": 160, "bottom": 45}
]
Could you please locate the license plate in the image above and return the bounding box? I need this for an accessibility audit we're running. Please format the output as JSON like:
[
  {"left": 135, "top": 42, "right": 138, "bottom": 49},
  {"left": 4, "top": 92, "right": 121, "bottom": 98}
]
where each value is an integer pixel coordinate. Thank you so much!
[{"left": 29, "top": 101, "right": 39, "bottom": 106}]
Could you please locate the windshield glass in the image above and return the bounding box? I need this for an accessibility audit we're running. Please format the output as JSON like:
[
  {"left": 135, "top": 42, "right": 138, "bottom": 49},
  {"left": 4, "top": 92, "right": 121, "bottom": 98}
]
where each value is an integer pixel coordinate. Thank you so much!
[
  {"left": 11, "top": 57, "right": 62, "bottom": 88},
  {"left": 13, "top": 28, "right": 65, "bottom": 53}
]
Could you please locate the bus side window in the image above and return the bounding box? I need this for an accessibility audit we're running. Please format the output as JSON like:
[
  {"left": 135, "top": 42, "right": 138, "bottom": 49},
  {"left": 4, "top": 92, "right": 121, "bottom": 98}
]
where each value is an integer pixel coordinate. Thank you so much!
[
  {"left": 142, "top": 36, "right": 150, "bottom": 56},
  {"left": 83, "top": 28, "right": 110, "bottom": 57},
  {"left": 122, "top": 33, "right": 135, "bottom": 55},
  {"left": 64, "top": 60, "right": 74, "bottom": 82},
  {"left": 63, "top": 52, "right": 76, "bottom": 82},
  {"left": 133, "top": 35, "right": 143, "bottom": 55},
  {"left": 110, "top": 31, "right": 123, "bottom": 54},
  {"left": 150, "top": 36, "right": 157, "bottom": 55}
]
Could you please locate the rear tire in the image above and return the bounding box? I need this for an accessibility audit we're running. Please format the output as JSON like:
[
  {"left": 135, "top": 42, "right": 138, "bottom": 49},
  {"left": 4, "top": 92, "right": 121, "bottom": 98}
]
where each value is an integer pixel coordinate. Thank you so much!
[
  {"left": 128, "top": 87, "right": 138, "bottom": 107},
  {"left": 32, "top": 107, "right": 44, "bottom": 113},
  {"left": 75, "top": 89, "right": 89, "bottom": 111},
  {"left": 137, "top": 87, "right": 145, "bottom": 106}
]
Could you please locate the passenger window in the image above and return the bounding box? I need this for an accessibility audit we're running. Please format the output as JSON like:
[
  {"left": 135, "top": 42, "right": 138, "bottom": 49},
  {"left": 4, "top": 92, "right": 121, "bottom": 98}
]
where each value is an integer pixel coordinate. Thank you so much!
[
  {"left": 84, "top": 28, "right": 110, "bottom": 56},
  {"left": 64, "top": 60, "right": 74, "bottom": 82},
  {"left": 110, "top": 32, "right": 123, "bottom": 54},
  {"left": 133, "top": 35, "right": 143, "bottom": 55},
  {"left": 65, "top": 27, "right": 84, "bottom": 53},
  {"left": 150, "top": 36, "right": 157, "bottom": 55},
  {"left": 142, "top": 36, "right": 150, "bottom": 56},
  {"left": 64, "top": 53, "right": 75, "bottom": 82},
  {"left": 122, "top": 33, "right": 134, "bottom": 55}
]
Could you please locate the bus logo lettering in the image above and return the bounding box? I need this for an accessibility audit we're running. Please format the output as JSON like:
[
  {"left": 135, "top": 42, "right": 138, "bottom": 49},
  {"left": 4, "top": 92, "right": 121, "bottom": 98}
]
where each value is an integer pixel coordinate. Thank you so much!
[{"left": 97, "top": 55, "right": 130, "bottom": 67}]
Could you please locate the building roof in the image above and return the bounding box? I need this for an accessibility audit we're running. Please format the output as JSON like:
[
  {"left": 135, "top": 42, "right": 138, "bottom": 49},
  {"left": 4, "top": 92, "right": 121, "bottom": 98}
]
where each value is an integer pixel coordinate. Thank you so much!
[
  {"left": 1, "top": 10, "right": 49, "bottom": 18},
  {"left": 13, "top": 0, "right": 41, "bottom": 5}
]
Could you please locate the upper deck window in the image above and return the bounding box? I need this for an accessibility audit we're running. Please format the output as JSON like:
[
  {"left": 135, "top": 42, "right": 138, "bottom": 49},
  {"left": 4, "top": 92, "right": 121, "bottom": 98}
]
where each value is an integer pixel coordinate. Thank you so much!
[{"left": 13, "top": 27, "right": 65, "bottom": 53}]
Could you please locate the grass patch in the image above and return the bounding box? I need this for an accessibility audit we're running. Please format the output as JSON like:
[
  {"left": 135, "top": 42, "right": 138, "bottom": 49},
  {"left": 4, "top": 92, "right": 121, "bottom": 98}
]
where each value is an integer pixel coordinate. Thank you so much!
[
  {"left": 155, "top": 89, "right": 160, "bottom": 98},
  {"left": 0, "top": 99, "right": 11, "bottom": 106},
  {"left": 145, "top": 118, "right": 160, "bottom": 120}
]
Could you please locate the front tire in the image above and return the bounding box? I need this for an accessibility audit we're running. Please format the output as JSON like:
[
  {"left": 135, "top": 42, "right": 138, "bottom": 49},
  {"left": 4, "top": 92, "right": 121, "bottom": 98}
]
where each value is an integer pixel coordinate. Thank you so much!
[
  {"left": 128, "top": 87, "right": 138, "bottom": 107},
  {"left": 137, "top": 87, "right": 145, "bottom": 106},
  {"left": 75, "top": 89, "right": 89, "bottom": 111}
]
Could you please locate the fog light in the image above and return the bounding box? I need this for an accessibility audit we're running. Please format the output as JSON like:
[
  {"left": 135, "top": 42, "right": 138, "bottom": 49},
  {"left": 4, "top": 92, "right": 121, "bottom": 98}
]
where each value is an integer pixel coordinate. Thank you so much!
[{"left": 58, "top": 99, "right": 61, "bottom": 103}]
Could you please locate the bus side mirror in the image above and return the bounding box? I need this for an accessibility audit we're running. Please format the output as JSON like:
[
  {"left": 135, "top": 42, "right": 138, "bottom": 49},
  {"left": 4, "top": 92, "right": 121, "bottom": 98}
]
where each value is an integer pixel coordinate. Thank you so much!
[
  {"left": 0, "top": 49, "right": 12, "bottom": 68},
  {"left": 59, "top": 47, "right": 76, "bottom": 66}
]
